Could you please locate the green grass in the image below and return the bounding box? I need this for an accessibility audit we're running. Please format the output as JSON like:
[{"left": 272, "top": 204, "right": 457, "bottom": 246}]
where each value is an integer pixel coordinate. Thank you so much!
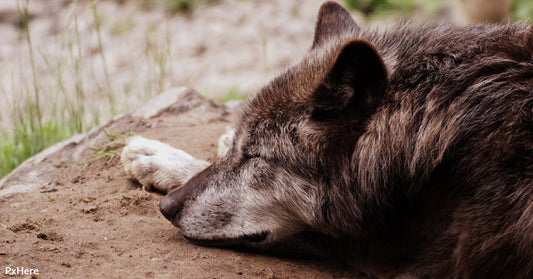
[
  {"left": 1, "top": 0, "right": 125, "bottom": 178},
  {"left": 0, "top": 119, "right": 73, "bottom": 178},
  {"left": 86, "top": 130, "right": 126, "bottom": 166},
  {"left": 0, "top": 0, "right": 52, "bottom": 178}
]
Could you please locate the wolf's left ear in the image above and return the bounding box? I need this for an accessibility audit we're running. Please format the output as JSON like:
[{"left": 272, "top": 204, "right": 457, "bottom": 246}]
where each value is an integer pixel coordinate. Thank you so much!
[
  {"left": 312, "top": 1, "right": 360, "bottom": 49},
  {"left": 310, "top": 39, "right": 387, "bottom": 122}
]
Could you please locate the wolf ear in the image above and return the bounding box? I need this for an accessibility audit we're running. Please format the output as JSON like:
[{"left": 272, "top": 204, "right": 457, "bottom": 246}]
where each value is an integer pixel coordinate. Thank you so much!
[
  {"left": 312, "top": 1, "right": 360, "bottom": 49},
  {"left": 310, "top": 39, "right": 387, "bottom": 122}
]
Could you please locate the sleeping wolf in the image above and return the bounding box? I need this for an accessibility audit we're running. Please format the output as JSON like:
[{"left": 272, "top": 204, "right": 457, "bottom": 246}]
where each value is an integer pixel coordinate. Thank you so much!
[{"left": 121, "top": 1, "right": 533, "bottom": 278}]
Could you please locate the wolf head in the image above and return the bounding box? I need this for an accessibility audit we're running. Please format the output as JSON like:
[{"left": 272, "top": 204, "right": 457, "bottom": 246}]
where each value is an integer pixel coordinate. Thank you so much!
[{"left": 159, "top": 1, "right": 388, "bottom": 246}]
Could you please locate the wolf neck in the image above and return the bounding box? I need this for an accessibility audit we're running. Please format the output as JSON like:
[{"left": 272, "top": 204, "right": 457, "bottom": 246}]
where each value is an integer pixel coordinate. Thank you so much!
[{"left": 316, "top": 26, "right": 460, "bottom": 237}]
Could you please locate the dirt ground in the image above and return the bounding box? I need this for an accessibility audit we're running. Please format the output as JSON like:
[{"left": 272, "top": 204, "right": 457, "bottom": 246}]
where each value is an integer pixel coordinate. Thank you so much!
[{"left": 0, "top": 89, "right": 354, "bottom": 279}]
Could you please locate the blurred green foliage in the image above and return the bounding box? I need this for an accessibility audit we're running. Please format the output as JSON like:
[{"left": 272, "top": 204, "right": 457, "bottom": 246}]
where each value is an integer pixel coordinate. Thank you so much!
[
  {"left": 513, "top": 0, "right": 533, "bottom": 22},
  {"left": 137, "top": 0, "right": 215, "bottom": 14},
  {"left": 346, "top": 0, "right": 400, "bottom": 15},
  {"left": 345, "top": 0, "right": 532, "bottom": 22},
  {"left": 218, "top": 88, "right": 246, "bottom": 103},
  {"left": 344, "top": 0, "right": 424, "bottom": 16},
  {"left": 168, "top": 0, "right": 201, "bottom": 14}
]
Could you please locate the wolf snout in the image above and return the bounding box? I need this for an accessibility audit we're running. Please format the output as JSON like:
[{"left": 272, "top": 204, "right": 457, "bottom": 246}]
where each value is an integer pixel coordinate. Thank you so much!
[{"left": 160, "top": 165, "right": 213, "bottom": 225}]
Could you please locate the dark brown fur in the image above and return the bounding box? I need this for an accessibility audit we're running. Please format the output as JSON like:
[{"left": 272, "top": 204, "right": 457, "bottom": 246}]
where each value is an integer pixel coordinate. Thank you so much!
[
  {"left": 161, "top": 2, "right": 533, "bottom": 278},
  {"left": 241, "top": 3, "right": 533, "bottom": 278}
]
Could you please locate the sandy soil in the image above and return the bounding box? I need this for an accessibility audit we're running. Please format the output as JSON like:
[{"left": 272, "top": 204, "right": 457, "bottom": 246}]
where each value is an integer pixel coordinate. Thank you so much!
[{"left": 0, "top": 90, "right": 354, "bottom": 279}]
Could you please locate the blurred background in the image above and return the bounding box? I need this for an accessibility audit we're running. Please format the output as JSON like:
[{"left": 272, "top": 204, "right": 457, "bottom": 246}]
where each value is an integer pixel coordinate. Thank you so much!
[{"left": 0, "top": 0, "right": 532, "bottom": 178}]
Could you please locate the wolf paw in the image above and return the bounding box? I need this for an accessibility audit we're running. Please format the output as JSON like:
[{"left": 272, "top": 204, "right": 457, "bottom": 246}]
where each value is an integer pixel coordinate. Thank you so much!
[{"left": 121, "top": 136, "right": 209, "bottom": 193}]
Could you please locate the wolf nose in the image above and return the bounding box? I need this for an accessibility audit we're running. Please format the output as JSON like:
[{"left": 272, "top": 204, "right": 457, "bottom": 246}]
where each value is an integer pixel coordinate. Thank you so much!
[
  {"left": 159, "top": 183, "right": 193, "bottom": 221},
  {"left": 159, "top": 194, "right": 183, "bottom": 221}
]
